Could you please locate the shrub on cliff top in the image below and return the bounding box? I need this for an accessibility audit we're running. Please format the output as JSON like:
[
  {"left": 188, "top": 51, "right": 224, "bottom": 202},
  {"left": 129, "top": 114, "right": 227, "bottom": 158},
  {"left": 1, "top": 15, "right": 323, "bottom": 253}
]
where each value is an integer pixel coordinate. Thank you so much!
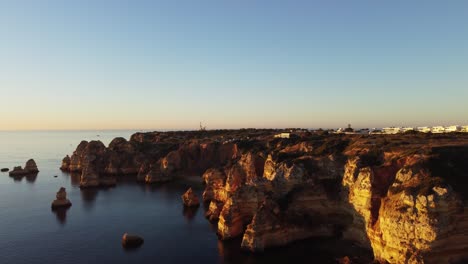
[
  {"left": 359, "top": 148, "right": 383, "bottom": 167},
  {"left": 313, "top": 137, "right": 349, "bottom": 156}
]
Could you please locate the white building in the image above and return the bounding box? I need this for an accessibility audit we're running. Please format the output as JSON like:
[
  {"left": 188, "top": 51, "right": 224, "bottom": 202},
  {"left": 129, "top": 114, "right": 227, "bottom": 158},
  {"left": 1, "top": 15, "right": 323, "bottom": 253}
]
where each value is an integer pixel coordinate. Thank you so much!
[
  {"left": 462, "top": 126, "right": 468, "bottom": 132},
  {"left": 417, "top": 127, "right": 431, "bottom": 133},
  {"left": 274, "top": 133, "right": 290, "bottom": 139},
  {"left": 382, "top": 127, "right": 401, "bottom": 134},
  {"left": 401, "top": 127, "right": 415, "bottom": 133},
  {"left": 444, "top": 125, "right": 461, "bottom": 133},
  {"left": 431, "top": 126, "right": 446, "bottom": 133},
  {"left": 356, "top": 128, "right": 370, "bottom": 134}
]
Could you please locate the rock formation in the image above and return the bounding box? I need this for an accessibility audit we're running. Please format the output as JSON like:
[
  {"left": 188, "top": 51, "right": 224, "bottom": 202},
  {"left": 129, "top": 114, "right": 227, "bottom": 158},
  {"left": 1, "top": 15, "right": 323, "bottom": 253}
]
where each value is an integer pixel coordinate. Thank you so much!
[
  {"left": 1, "top": 168, "right": 9, "bottom": 172},
  {"left": 25, "top": 159, "right": 39, "bottom": 173},
  {"left": 181, "top": 187, "right": 200, "bottom": 207},
  {"left": 62, "top": 130, "right": 468, "bottom": 263},
  {"left": 60, "top": 155, "right": 71, "bottom": 170},
  {"left": 51, "top": 187, "right": 72, "bottom": 209},
  {"left": 9, "top": 159, "right": 39, "bottom": 176}
]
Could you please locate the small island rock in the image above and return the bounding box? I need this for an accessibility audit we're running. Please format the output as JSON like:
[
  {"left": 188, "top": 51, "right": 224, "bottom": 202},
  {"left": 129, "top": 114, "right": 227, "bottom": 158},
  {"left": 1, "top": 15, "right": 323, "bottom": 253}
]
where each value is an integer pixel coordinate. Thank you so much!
[
  {"left": 8, "top": 159, "right": 39, "bottom": 176},
  {"left": 1, "top": 168, "right": 9, "bottom": 172},
  {"left": 181, "top": 187, "right": 200, "bottom": 207},
  {"left": 51, "top": 187, "right": 72, "bottom": 209},
  {"left": 25, "top": 159, "right": 39, "bottom": 173}
]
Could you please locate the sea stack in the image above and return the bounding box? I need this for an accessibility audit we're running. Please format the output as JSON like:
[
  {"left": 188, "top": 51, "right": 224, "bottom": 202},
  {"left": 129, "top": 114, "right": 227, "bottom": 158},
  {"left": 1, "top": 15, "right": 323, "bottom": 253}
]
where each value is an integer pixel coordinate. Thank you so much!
[
  {"left": 24, "top": 159, "right": 39, "bottom": 173},
  {"left": 181, "top": 187, "right": 200, "bottom": 207},
  {"left": 60, "top": 155, "right": 71, "bottom": 171},
  {"left": 51, "top": 187, "right": 72, "bottom": 209}
]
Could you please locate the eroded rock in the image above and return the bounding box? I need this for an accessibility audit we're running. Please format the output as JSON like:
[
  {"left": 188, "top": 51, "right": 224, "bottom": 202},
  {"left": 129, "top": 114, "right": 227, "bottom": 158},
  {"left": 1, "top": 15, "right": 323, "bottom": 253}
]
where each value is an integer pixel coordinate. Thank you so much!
[
  {"left": 182, "top": 187, "right": 200, "bottom": 207},
  {"left": 51, "top": 187, "right": 72, "bottom": 209}
]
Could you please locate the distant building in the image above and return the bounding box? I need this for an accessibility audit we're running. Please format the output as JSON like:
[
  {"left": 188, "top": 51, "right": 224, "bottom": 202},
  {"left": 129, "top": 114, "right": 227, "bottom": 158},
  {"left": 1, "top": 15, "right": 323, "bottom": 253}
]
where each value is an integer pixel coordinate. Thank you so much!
[
  {"left": 401, "top": 127, "right": 415, "bottom": 133},
  {"left": 462, "top": 126, "right": 468, "bottom": 132},
  {"left": 431, "top": 126, "right": 446, "bottom": 133},
  {"left": 369, "top": 129, "right": 383, "bottom": 134},
  {"left": 356, "top": 128, "right": 370, "bottom": 134},
  {"left": 445, "top": 125, "right": 461, "bottom": 133},
  {"left": 382, "top": 127, "right": 401, "bottom": 134},
  {"left": 274, "top": 133, "right": 290, "bottom": 139},
  {"left": 417, "top": 127, "right": 431, "bottom": 133}
]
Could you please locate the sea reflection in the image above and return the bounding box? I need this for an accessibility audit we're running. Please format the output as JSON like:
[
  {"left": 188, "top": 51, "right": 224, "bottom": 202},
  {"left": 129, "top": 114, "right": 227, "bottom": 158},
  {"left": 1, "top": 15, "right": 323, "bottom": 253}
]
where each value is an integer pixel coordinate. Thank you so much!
[
  {"left": 25, "top": 172, "right": 38, "bottom": 183},
  {"left": 182, "top": 206, "right": 199, "bottom": 221},
  {"left": 52, "top": 207, "right": 70, "bottom": 225},
  {"left": 80, "top": 188, "right": 99, "bottom": 210},
  {"left": 69, "top": 172, "right": 81, "bottom": 187},
  {"left": 9, "top": 172, "right": 38, "bottom": 183},
  {"left": 217, "top": 239, "right": 256, "bottom": 264}
]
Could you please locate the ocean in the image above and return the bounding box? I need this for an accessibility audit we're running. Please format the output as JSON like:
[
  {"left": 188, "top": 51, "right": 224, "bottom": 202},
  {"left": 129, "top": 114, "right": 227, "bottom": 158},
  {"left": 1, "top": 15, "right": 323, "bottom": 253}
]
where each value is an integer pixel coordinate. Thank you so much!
[{"left": 0, "top": 130, "right": 365, "bottom": 264}]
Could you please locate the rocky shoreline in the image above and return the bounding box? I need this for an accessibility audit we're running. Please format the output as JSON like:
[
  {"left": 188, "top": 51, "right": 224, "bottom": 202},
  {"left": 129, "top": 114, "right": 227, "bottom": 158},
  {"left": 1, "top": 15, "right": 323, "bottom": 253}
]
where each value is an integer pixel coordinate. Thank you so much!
[{"left": 60, "top": 129, "right": 468, "bottom": 264}]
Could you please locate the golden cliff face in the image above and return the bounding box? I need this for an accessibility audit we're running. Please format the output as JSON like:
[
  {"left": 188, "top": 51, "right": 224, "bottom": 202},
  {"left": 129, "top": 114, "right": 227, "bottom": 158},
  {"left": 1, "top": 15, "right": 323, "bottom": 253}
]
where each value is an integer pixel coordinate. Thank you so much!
[
  {"left": 215, "top": 143, "right": 468, "bottom": 264},
  {"left": 343, "top": 154, "right": 468, "bottom": 264}
]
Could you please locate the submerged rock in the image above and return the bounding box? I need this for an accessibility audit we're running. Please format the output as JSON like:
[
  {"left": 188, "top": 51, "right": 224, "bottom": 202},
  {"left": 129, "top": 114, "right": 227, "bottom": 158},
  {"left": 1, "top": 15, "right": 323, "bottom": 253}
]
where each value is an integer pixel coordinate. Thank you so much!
[
  {"left": 181, "top": 187, "right": 200, "bottom": 207},
  {"left": 51, "top": 187, "right": 72, "bottom": 209},
  {"left": 122, "top": 233, "right": 144, "bottom": 248}
]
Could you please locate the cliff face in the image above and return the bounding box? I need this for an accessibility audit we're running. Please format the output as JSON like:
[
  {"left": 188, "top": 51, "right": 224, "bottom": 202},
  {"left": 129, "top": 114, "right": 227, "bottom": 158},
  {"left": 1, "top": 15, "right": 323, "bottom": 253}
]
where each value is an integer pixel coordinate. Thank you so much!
[
  {"left": 342, "top": 148, "right": 468, "bottom": 264},
  {"left": 61, "top": 135, "right": 238, "bottom": 188},
  {"left": 62, "top": 130, "right": 468, "bottom": 263}
]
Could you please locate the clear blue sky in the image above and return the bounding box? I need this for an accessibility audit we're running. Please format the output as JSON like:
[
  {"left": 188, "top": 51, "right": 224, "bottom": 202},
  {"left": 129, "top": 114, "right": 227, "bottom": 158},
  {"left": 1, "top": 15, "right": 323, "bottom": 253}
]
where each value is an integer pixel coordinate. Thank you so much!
[{"left": 1, "top": 0, "right": 467, "bottom": 130}]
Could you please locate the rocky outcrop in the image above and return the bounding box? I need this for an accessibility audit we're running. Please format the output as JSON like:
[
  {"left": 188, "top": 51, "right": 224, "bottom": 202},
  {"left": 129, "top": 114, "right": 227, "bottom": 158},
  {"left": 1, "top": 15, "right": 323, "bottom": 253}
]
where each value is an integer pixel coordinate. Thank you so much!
[
  {"left": 1, "top": 168, "right": 8, "bottom": 172},
  {"left": 62, "top": 130, "right": 468, "bottom": 263},
  {"left": 79, "top": 155, "right": 100, "bottom": 188},
  {"left": 24, "top": 159, "right": 39, "bottom": 173},
  {"left": 61, "top": 136, "right": 240, "bottom": 188},
  {"left": 9, "top": 159, "right": 39, "bottom": 176},
  {"left": 145, "top": 162, "right": 172, "bottom": 183},
  {"left": 342, "top": 151, "right": 468, "bottom": 264},
  {"left": 202, "top": 168, "right": 227, "bottom": 203},
  {"left": 60, "top": 155, "right": 71, "bottom": 170},
  {"left": 205, "top": 201, "right": 223, "bottom": 222},
  {"left": 181, "top": 188, "right": 200, "bottom": 207},
  {"left": 51, "top": 187, "right": 72, "bottom": 209}
]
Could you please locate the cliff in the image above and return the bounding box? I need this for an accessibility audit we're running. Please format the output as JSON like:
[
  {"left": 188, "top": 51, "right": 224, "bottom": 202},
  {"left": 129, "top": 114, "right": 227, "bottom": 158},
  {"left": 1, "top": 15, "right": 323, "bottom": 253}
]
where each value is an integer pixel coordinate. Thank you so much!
[{"left": 62, "top": 130, "right": 468, "bottom": 263}]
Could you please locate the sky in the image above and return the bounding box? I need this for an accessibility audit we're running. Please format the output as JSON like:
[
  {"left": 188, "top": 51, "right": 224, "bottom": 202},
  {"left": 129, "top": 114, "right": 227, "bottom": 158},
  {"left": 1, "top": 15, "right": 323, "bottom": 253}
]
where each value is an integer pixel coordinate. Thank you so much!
[{"left": 0, "top": 0, "right": 467, "bottom": 130}]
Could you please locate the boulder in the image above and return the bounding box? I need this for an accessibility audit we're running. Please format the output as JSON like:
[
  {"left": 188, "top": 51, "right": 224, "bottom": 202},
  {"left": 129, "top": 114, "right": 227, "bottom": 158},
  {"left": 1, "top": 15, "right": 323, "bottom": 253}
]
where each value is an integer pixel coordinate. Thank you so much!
[
  {"left": 51, "top": 187, "right": 72, "bottom": 209},
  {"left": 181, "top": 187, "right": 200, "bottom": 207},
  {"left": 122, "top": 233, "right": 144, "bottom": 248}
]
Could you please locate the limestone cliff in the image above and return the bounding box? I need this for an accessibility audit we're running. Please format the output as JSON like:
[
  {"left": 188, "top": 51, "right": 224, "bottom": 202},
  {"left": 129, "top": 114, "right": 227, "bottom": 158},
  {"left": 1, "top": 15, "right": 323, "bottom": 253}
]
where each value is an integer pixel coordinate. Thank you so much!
[{"left": 62, "top": 130, "right": 468, "bottom": 263}]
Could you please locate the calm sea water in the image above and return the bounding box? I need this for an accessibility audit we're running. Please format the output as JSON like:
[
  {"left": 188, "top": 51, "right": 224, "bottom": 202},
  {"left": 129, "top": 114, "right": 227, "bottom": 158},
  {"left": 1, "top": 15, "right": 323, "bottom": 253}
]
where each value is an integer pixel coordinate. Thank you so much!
[{"left": 0, "top": 131, "right": 367, "bottom": 264}]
